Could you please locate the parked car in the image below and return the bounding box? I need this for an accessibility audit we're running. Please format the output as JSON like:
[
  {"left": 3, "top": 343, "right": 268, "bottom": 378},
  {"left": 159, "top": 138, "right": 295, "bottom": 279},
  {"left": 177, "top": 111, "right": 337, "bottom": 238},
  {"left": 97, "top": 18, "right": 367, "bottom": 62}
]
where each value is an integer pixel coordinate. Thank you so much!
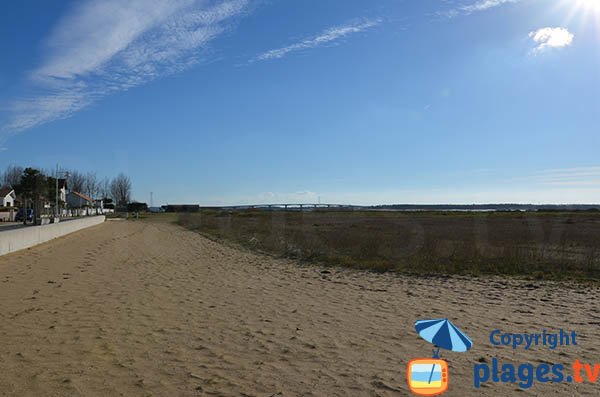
[{"left": 15, "top": 209, "right": 34, "bottom": 222}]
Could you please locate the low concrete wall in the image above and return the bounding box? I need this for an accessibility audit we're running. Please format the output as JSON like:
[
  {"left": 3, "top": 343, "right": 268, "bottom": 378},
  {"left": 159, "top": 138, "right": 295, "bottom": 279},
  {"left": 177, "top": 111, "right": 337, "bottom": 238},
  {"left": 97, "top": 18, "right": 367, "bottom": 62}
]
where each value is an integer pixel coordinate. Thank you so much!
[
  {"left": 0, "top": 209, "right": 16, "bottom": 222},
  {"left": 0, "top": 216, "right": 106, "bottom": 256}
]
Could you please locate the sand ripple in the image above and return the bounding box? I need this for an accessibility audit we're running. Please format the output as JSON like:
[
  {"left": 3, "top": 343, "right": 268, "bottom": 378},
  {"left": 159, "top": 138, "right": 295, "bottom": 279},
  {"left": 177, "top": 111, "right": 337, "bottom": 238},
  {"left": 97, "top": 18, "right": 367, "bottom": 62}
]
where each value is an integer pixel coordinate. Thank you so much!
[{"left": 1, "top": 221, "right": 600, "bottom": 396}]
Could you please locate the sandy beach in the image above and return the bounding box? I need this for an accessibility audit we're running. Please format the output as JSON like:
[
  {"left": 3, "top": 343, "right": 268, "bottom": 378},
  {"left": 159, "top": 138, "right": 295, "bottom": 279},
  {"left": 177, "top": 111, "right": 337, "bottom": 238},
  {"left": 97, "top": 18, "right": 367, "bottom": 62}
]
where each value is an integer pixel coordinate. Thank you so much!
[{"left": 1, "top": 219, "right": 600, "bottom": 396}]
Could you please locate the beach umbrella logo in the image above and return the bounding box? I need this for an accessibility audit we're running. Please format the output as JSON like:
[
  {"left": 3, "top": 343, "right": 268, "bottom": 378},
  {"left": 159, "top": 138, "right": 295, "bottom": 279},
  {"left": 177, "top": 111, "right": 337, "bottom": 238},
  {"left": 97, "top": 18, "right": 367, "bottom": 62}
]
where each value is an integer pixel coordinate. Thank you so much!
[
  {"left": 415, "top": 318, "right": 473, "bottom": 354},
  {"left": 407, "top": 318, "right": 473, "bottom": 396}
]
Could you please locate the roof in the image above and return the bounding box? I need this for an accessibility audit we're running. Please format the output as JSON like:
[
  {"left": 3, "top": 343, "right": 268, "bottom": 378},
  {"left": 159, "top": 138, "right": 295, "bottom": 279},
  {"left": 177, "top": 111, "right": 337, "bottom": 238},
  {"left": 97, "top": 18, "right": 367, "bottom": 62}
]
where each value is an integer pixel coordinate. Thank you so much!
[
  {"left": 0, "top": 185, "right": 15, "bottom": 197},
  {"left": 70, "top": 191, "right": 94, "bottom": 202}
]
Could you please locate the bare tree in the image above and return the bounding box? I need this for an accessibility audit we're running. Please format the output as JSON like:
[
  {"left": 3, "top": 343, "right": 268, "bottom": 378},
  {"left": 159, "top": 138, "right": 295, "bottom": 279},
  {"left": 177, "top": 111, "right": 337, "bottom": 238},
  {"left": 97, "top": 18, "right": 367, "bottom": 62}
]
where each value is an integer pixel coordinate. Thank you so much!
[
  {"left": 1, "top": 165, "right": 24, "bottom": 186},
  {"left": 110, "top": 173, "right": 132, "bottom": 208},
  {"left": 84, "top": 172, "right": 99, "bottom": 199},
  {"left": 68, "top": 171, "right": 85, "bottom": 193},
  {"left": 99, "top": 177, "right": 111, "bottom": 199}
]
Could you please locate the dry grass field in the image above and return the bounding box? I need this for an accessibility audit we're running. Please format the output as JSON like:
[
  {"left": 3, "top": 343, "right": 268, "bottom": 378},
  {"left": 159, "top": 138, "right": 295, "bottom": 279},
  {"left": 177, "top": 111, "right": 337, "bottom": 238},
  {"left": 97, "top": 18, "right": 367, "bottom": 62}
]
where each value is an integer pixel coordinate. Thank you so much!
[{"left": 177, "top": 210, "right": 600, "bottom": 280}]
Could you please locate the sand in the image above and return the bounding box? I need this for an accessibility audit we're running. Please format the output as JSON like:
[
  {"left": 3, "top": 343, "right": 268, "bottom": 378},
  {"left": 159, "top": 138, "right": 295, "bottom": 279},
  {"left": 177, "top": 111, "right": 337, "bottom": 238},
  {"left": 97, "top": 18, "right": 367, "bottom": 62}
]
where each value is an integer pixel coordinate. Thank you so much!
[{"left": 1, "top": 220, "right": 599, "bottom": 396}]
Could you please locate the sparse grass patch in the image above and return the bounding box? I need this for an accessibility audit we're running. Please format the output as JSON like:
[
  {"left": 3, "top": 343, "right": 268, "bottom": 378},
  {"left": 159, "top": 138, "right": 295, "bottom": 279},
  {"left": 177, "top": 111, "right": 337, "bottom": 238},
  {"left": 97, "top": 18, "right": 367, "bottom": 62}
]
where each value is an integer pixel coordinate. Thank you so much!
[{"left": 174, "top": 210, "right": 600, "bottom": 280}]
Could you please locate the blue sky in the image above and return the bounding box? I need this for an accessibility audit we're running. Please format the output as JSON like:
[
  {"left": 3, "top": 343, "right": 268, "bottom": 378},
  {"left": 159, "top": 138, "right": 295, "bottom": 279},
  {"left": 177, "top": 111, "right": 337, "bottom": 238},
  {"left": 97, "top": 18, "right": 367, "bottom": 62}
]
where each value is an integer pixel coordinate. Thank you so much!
[{"left": 1, "top": 0, "right": 599, "bottom": 205}]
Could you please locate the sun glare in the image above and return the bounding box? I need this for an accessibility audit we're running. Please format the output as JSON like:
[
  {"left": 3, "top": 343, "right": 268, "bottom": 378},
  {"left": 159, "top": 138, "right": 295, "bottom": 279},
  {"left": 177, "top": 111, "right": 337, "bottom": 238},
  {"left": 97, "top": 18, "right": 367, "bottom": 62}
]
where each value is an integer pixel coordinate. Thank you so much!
[
  {"left": 560, "top": 0, "right": 600, "bottom": 30},
  {"left": 578, "top": 0, "right": 600, "bottom": 9},
  {"left": 574, "top": 0, "right": 600, "bottom": 16}
]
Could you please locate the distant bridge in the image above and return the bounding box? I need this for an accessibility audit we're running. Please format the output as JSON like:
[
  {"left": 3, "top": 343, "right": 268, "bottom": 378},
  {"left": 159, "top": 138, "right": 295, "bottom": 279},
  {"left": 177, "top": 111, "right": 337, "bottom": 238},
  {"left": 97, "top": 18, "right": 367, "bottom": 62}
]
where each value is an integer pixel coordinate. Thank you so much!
[
  {"left": 203, "top": 204, "right": 366, "bottom": 211},
  {"left": 195, "top": 203, "right": 600, "bottom": 212}
]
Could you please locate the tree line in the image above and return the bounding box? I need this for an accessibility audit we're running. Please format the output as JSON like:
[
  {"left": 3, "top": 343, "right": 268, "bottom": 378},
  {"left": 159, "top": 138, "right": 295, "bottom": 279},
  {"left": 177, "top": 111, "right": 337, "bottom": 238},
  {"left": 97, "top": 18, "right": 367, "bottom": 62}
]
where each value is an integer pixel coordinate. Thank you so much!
[{"left": 1, "top": 165, "right": 132, "bottom": 208}]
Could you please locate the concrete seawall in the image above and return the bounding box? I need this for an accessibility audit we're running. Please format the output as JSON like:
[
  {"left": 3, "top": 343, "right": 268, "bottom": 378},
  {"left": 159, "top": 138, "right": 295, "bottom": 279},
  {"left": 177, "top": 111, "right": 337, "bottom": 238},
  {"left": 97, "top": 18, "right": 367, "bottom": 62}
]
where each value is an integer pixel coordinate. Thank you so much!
[{"left": 0, "top": 216, "right": 106, "bottom": 256}]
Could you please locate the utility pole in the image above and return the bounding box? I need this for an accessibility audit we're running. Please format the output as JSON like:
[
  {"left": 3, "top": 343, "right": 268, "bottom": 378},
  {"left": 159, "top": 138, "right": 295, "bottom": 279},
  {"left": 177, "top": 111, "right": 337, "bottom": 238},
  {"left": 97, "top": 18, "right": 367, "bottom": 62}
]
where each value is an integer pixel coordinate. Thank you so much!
[
  {"left": 33, "top": 173, "right": 38, "bottom": 225},
  {"left": 54, "top": 168, "right": 69, "bottom": 220},
  {"left": 150, "top": 192, "right": 154, "bottom": 208},
  {"left": 55, "top": 163, "right": 59, "bottom": 218}
]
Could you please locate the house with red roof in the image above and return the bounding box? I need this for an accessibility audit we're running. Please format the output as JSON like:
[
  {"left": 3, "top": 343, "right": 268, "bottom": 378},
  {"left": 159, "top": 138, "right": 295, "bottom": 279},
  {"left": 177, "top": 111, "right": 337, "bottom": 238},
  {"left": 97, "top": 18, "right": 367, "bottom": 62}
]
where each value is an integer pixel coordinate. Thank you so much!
[{"left": 66, "top": 191, "right": 96, "bottom": 216}]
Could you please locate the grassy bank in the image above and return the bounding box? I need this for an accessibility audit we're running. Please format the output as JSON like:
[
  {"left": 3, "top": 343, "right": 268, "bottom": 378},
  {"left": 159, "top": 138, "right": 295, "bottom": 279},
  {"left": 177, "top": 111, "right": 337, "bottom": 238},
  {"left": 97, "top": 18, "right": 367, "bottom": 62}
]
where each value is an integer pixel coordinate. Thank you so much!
[{"left": 175, "top": 210, "right": 600, "bottom": 280}]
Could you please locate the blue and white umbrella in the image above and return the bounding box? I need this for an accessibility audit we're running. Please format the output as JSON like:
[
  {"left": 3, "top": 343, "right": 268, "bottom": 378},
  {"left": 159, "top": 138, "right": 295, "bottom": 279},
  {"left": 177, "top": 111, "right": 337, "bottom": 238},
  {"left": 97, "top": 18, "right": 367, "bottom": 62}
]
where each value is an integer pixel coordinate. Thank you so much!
[{"left": 415, "top": 318, "right": 473, "bottom": 353}]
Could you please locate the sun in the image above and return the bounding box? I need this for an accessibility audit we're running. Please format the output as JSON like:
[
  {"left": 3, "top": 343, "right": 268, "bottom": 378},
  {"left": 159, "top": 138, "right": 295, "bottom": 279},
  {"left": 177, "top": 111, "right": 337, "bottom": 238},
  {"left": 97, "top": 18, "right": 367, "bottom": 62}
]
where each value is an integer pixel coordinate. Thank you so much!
[
  {"left": 577, "top": 0, "right": 600, "bottom": 11},
  {"left": 577, "top": 0, "right": 600, "bottom": 15},
  {"left": 559, "top": 0, "right": 600, "bottom": 28},
  {"left": 577, "top": 0, "right": 600, "bottom": 27}
]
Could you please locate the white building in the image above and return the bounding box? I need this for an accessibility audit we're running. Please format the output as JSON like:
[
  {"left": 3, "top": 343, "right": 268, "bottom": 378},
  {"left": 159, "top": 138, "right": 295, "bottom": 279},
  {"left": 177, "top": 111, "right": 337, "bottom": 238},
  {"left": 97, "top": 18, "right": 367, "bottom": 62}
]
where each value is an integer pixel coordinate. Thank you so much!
[
  {"left": 66, "top": 191, "right": 95, "bottom": 216},
  {"left": 94, "top": 199, "right": 113, "bottom": 214},
  {"left": 0, "top": 186, "right": 16, "bottom": 208},
  {"left": 66, "top": 191, "right": 110, "bottom": 216},
  {"left": 58, "top": 179, "right": 68, "bottom": 203},
  {"left": 66, "top": 191, "right": 94, "bottom": 208}
]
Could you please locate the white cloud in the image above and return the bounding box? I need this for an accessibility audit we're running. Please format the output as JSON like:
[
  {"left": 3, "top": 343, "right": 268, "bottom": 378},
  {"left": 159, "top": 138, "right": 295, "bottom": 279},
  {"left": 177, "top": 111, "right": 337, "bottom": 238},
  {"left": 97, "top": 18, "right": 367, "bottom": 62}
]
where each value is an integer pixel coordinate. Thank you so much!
[
  {"left": 440, "top": 0, "right": 522, "bottom": 18},
  {"left": 529, "top": 27, "right": 574, "bottom": 53},
  {"left": 3, "top": 0, "right": 250, "bottom": 133},
  {"left": 461, "top": 0, "right": 521, "bottom": 14},
  {"left": 252, "top": 19, "right": 380, "bottom": 62}
]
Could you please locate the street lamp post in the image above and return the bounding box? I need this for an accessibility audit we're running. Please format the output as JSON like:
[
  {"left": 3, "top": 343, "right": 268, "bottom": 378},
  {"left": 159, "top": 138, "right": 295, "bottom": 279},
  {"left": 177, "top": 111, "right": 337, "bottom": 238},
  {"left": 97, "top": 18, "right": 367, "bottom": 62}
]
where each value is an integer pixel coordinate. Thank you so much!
[
  {"left": 55, "top": 165, "right": 70, "bottom": 219},
  {"left": 55, "top": 164, "right": 59, "bottom": 218}
]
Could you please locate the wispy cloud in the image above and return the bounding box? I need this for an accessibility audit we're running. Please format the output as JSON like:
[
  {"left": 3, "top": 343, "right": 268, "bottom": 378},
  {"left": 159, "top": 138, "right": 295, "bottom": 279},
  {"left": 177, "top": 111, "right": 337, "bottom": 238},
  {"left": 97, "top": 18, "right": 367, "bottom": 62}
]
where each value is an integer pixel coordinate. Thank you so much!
[
  {"left": 251, "top": 19, "right": 380, "bottom": 62},
  {"left": 461, "top": 0, "right": 521, "bottom": 14},
  {"left": 529, "top": 27, "right": 574, "bottom": 54},
  {"left": 441, "top": 0, "right": 523, "bottom": 18},
  {"left": 3, "top": 0, "right": 250, "bottom": 134},
  {"left": 531, "top": 166, "right": 600, "bottom": 186}
]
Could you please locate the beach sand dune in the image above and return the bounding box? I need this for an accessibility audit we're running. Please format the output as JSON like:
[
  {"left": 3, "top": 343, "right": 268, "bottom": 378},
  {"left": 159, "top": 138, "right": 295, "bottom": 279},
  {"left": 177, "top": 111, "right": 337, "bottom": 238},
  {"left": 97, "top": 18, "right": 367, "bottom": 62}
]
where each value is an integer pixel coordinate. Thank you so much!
[{"left": 1, "top": 220, "right": 599, "bottom": 396}]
